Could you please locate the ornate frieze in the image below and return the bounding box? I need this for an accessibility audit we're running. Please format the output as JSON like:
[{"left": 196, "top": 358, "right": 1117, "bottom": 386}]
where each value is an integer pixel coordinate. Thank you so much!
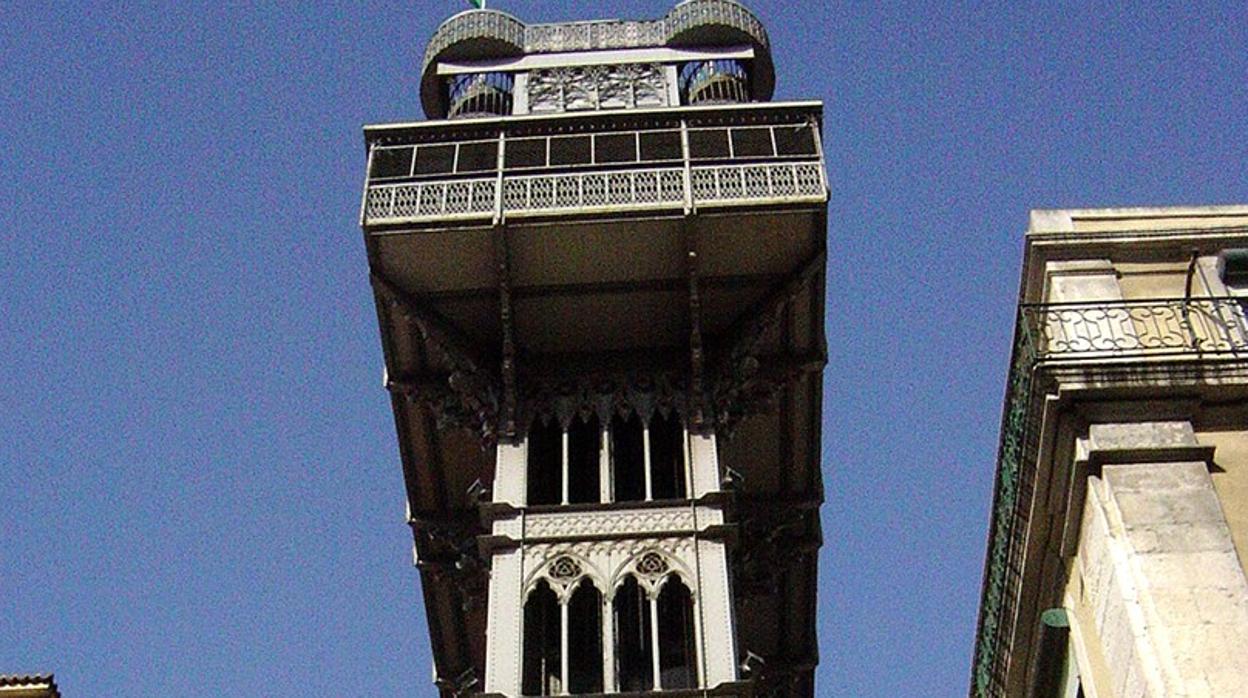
[
  {"left": 524, "top": 507, "right": 698, "bottom": 540},
  {"left": 525, "top": 20, "right": 667, "bottom": 54},
  {"left": 528, "top": 63, "right": 669, "bottom": 114}
]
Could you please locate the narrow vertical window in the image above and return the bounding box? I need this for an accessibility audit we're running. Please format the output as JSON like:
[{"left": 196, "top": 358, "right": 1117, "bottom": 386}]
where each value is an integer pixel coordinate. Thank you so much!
[
  {"left": 614, "top": 575, "right": 654, "bottom": 691},
  {"left": 527, "top": 420, "right": 561, "bottom": 506},
  {"left": 567, "top": 415, "right": 602, "bottom": 504},
  {"left": 612, "top": 414, "right": 646, "bottom": 502},
  {"left": 523, "top": 581, "right": 562, "bottom": 696},
  {"left": 649, "top": 412, "right": 687, "bottom": 500},
  {"left": 657, "top": 579, "right": 698, "bottom": 689},
  {"left": 567, "top": 582, "right": 604, "bottom": 694}
]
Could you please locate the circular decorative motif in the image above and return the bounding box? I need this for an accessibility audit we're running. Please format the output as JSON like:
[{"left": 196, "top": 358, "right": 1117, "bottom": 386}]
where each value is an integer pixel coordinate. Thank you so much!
[
  {"left": 548, "top": 556, "right": 583, "bottom": 581},
  {"left": 636, "top": 552, "right": 670, "bottom": 579}
]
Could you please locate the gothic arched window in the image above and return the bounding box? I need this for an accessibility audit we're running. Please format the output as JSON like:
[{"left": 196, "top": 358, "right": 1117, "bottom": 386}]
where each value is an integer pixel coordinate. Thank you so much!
[
  {"left": 527, "top": 416, "right": 603, "bottom": 506},
  {"left": 614, "top": 574, "right": 654, "bottom": 692},
  {"left": 528, "top": 413, "right": 691, "bottom": 506},
  {"left": 522, "top": 580, "right": 561, "bottom": 696},
  {"left": 657, "top": 578, "right": 697, "bottom": 689},
  {"left": 613, "top": 554, "right": 699, "bottom": 691},
  {"left": 523, "top": 560, "right": 605, "bottom": 696},
  {"left": 650, "top": 411, "right": 687, "bottom": 501},
  {"left": 567, "top": 581, "right": 604, "bottom": 694}
]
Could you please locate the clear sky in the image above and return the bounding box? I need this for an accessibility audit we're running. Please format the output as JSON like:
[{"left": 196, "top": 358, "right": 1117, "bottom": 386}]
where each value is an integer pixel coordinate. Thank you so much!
[{"left": 1, "top": 1, "right": 1245, "bottom": 696}]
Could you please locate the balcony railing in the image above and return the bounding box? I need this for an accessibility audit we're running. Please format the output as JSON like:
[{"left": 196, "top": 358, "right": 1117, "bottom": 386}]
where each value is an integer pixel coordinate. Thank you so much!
[
  {"left": 363, "top": 117, "right": 827, "bottom": 226},
  {"left": 364, "top": 161, "right": 824, "bottom": 225},
  {"left": 1021, "top": 297, "right": 1248, "bottom": 360}
]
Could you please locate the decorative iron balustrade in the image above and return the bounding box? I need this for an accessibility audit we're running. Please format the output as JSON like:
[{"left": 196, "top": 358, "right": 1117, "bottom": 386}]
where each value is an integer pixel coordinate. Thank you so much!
[
  {"left": 423, "top": 2, "right": 768, "bottom": 76},
  {"left": 503, "top": 168, "right": 685, "bottom": 215},
  {"left": 972, "top": 296, "right": 1248, "bottom": 698},
  {"left": 1021, "top": 297, "right": 1247, "bottom": 359},
  {"left": 665, "top": 0, "right": 770, "bottom": 51},
  {"left": 365, "top": 178, "right": 497, "bottom": 222},
  {"left": 422, "top": 10, "right": 526, "bottom": 80},
  {"left": 363, "top": 161, "right": 825, "bottom": 225},
  {"left": 691, "top": 162, "right": 824, "bottom": 205}
]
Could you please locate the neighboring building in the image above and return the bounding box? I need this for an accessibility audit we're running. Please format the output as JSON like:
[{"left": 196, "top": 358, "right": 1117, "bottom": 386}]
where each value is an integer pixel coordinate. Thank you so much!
[
  {"left": 358, "top": 1, "right": 827, "bottom": 696},
  {"left": 971, "top": 207, "right": 1248, "bottom": 697},
  {"left": 0, "top": 675, "right": 60, "bottom": 698}
]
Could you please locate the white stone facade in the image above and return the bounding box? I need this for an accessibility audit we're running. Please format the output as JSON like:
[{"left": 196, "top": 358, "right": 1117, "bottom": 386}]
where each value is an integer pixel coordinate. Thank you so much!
[
  {"left": 1068, "top": 423, "right": 1248, "bottom": 698},
  {"left": 483, "top": 432, "right": 740, "bottom": 696}
]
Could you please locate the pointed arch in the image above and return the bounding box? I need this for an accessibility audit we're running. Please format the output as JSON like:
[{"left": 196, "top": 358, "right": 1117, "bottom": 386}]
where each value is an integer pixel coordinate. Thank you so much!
[
  {"left": 523, "top": 551, "right": 605, "bottom": 600},
  {"left": 527, "top": 418, "right": 561, "bottom": 506},
  {"left": 567, "top": 414, "right": 602, "bottom": 504},
  {"left": 612, "top": 412, "right": 647, "bottom": 502},
  {"left": 609, "top": 548, "right": 695, "bottom": 599}
]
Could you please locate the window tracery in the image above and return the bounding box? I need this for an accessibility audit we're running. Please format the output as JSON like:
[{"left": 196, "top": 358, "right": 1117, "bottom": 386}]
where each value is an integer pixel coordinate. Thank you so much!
[{"left": 519, "top": 549, "right": 699, "bottom": 693}]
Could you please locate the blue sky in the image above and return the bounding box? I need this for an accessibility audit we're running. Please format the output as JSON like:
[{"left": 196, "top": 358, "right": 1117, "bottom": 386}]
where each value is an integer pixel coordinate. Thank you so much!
[{"left": 1, "top": 1, "right": 1244, "bottom": 696}]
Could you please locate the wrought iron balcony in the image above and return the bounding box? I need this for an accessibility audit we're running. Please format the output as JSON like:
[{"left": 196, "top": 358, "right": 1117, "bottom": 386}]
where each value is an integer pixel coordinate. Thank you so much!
[
  {"left": 1020, "top": 296, "right": 1248, "bottom": 361},
  {"left": 361, "top": 109, "right": 826, "bottom": 227}
]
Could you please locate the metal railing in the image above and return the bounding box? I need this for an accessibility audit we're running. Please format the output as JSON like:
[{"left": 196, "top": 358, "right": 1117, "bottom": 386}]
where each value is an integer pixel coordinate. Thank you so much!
[
  {"left": 365, "top": 178, "right": 497, "bottom": 222},
  {"left": 363, "top": 161, "right": 825, "bottom": 225},
  {"left": 1021, "top": 297, "right": 1248, "bottom": 359},
  {"left": 503, "top": 167, "right": 686, "bottom": 215},
  {"left": 972, "top": 296, "right": 1248, "bottom": 698}
]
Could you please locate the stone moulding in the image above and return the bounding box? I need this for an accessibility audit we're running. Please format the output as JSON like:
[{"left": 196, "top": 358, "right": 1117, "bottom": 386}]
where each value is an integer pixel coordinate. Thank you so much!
[
  {"left": 420, "top": 0, "right": 774, "bottom": 118},
  {"left": 525, "top": 507, "right": 700, "bottom": 540}
]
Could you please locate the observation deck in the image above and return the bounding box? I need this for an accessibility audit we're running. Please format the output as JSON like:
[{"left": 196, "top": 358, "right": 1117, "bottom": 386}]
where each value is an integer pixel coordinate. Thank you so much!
[
  {"left": 419, "top": 0, "right": 775, "bottom": 120},
  {"left": 361, "top": 100, "right": 827, "bottom": 359},
  {"left": 363, "top": 104, "right": 824, "bottom": 227}
]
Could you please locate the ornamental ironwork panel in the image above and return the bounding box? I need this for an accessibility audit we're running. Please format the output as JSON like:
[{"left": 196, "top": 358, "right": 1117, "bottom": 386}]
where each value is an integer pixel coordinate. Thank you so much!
[
  {"left": 1022, "top": 298, "right": 1247, "bottom": 358},
  {"left": 528, "top": 64, "right": 669, "bottom": 114},
  {"left": 525, "top": 20, "right": 666, "bottom": 53},
  {"left": 365, "top": 179, "right": 496, "bottom": 222},
  {"left": 363, "top": 161, "right": 826, "bottom": 225}
]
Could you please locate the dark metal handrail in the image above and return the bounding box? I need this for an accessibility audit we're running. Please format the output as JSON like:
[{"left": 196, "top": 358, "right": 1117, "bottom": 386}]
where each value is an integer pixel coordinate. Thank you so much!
[{"left": 1020, "top": 296, "right": 1246, "bottom": 360}]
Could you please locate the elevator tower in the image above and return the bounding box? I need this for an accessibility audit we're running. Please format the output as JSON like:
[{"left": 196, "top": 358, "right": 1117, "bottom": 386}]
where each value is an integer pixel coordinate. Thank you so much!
[{"left": 359, "top": 3, "right": 828, "bottom": 695}]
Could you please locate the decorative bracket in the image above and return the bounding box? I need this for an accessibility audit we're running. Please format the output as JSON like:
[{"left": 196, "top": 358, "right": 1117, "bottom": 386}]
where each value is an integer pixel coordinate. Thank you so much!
[{"left": 372, "top": 272, "right": 502, "bottom": 445}]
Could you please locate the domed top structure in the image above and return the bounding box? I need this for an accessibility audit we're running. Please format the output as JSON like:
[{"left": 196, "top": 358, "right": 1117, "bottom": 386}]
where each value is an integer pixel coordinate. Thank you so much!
[{"left": 419, "top": 0, "right": 775, "bottom": 120}]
